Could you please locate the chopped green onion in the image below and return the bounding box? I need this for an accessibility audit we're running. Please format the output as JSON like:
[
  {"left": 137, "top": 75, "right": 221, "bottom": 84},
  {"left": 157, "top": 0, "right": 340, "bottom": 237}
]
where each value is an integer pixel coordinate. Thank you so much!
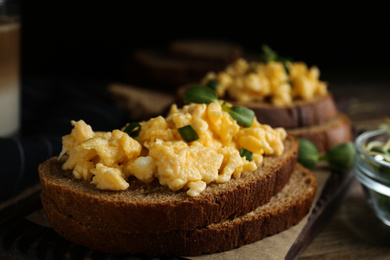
[
  {"left": 206, "top": 79, "right": 219, "bottom": 91},
  {"left": 123, "top": 122, "right": 142, "bottom": 138},
  {"left": 183, "top": 85, "right": 218, "bottom": 104},
  {"left": 178, "top": 125, "right": 199, "bottom": 143},
  {"left": 240, "top": 148, "right": 253, "bottom": 161}
]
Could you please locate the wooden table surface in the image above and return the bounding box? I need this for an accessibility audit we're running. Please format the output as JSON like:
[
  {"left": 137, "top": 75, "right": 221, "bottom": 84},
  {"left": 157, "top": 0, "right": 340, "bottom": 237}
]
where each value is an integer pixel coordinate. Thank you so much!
[
  {"left": 299, "top": 178, "right": 390, "bottom": 259},
  {"left": 298, "top": 71, "right": 390, "bottom": 260}
]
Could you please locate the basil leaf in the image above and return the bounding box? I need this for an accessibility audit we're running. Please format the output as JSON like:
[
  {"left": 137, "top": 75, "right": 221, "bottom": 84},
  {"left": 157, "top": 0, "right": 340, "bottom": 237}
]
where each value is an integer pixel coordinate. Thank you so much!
[
  {"left": 178, "top": 125, "right": 199, "bottom": 143},
  {"left": 281, "top": 59, "right": 290, "bottom": 74},
  {"left": 298, "top": 138, "right": 319, "bottom": 169},
  {"left": 259, "top": 44, "right": 291, "bottom": 74},
  {"left": 206, "top": 79, "right": 219, "bottom": 91},
  {"left": 183, "top": 85, "right": 218, "bottom": 104},
  {"left": 259, "top": 44, "right": 278, "bottom": 63},
  {"left": 323, "top": 142, "right": 355, "bottom": 173},
  {"left": 123, "top": 122, "right": 142, "bottom": 138},
  {"left": 240, "top": 148, "right": 253, "bottom": 161},
  {"left": 224, "top": 105, "right": 255, "bottom": 128}
]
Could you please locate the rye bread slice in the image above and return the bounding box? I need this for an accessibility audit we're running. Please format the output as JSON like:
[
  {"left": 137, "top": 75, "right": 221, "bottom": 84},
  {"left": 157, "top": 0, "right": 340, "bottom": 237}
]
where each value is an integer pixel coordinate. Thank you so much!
[
  {"left": 231, "top": 92, "right": 338, "bottom": 129},
  {"left": 43, "top": 163, "right": 317, "bottom": 256},
  {"left": 287, "top": 113, "right": 353, "bottom": 153},
  {"left": 175, "top": 84, "right": 338, "bottom": 129},
  {"left": 39, "top": 136, "right": 298, "bottom": 234}
]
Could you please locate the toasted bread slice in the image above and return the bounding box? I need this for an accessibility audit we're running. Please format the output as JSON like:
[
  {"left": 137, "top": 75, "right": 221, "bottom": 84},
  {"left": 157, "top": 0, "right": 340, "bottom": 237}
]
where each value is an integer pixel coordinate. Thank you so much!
[
  {"left": 231, "top": 92, "right": 338, "bottom": 129},
  {"left": 287, "top": 113, "right": 353, "bottom": 153},
  {"left": 176, "top": 84, "right": 338, "bottom": 129},
  {"left": 42, "top": 163, "right": 317, "bottom": 256},
  {"left": 39, "top": 136, "right": 298, "bottom": 235}
]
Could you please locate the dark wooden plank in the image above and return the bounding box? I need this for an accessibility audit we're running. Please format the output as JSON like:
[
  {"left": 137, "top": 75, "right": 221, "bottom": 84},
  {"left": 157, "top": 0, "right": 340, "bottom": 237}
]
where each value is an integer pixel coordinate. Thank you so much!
[{"left": 286, "top": 168, "right": 355, "bottom": 259}]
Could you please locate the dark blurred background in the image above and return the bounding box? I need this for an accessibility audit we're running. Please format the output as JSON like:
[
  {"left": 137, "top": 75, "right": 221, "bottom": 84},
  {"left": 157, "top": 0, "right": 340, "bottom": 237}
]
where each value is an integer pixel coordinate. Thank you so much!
[{"left": 21, "top": 2, "right": 390, "bottom": 86}]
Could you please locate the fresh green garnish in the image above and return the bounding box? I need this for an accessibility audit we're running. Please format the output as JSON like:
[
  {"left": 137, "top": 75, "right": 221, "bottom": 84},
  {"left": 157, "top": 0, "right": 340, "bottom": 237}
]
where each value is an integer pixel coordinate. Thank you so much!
[
  {"left": 178, "top": 125, "right": 199, "bottom": 143},
  {"left": 259, "top": 44, "right": 278, "bottom": 63},
  {"left": 222, "top": 104, "right": 255, "bottom": 128},
  {"left": 297, "top": 138, "right": 319, "bottom": 169},
  {"left": 281, "top": 60, "right": 290, "bottom": 75},
  {"left": 182, "top": 86, "right": 255, "bottom": 128},
  {"left": 359, "top": 126, "right": 390, "bottom": 183},
  {"left": 259, "top": 44, "right": 292, "bottom": 75},
  {"left": 371, "top": 146, "right": 390, "bottom": 155},
  {"left": 123, "top": 122, "right": 142, "bottom": 138},
  {"left": 206, "top": 79, "right": 219, "bottom": 91},
  {"left": 183, "top": 85, "right": 218, "bottom": 104},
  {"left": 297, "top": 138, "right": 355, "bottom": 172},
  {"left": 321, "top": 142, "right": 355, "bottom": 172},
  {"left": 364, "top": 129, "right": 390, "bottom": 163},
  {"left": 240, "top": 148, "right": 253, "bottom": 161}
]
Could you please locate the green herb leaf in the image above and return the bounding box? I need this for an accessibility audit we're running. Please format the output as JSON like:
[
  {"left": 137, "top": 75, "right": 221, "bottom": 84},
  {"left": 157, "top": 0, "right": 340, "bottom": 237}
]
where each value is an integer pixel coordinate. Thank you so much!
[
  {"left": 323, "top": 142, "right": 355, "bottom": 172},
  {"left": 240, "top": 148, "right": 253, "bottom": 161},
  {"left": 222, "top": 105, "right": 255, "bottom": 128},
  {"left": 206, "top": 79, "right": 219, "bottom": 91},
  {"left": 178, "top": 125, "right": 199, "bottom": 143},
  {"left": 183, "top": 85, "right": 218, "bottom": 104},
  {"left": 259, "top": 44, "right": 292, "bottom": 74},
  {"left": 281, "top": 59, "right": 290, "bottom": 75},
  {"left": 123, "top": 122, "right": 142, "bottom": 138},
  {"left": 371, "top": 146, "right": 390, "bottom": 156},
  {"left": 259, "top": 44, "right": 278, "bottom": 63},
  {"left": 298, "top": 138, "right": 356, "bottom": 172},
  {"left": 298, "top": 138, "right": 319, "bottom": 169}
]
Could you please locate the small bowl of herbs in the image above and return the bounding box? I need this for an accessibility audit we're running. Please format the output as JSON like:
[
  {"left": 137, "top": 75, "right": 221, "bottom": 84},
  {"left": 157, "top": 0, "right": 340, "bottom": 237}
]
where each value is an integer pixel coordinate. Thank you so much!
[{"left": 354, "top": 127, "right": 390, "bottom": 227}]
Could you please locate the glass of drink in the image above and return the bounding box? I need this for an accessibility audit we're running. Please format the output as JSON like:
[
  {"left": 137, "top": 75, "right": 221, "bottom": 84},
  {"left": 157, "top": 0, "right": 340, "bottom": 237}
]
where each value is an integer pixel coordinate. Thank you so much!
[{"left": 0, "top": 0, "right": 20, "bottom": 137}]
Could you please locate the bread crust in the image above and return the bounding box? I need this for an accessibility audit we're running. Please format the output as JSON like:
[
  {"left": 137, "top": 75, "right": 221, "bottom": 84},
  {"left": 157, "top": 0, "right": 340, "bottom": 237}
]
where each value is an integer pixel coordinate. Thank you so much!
[
  {"left": 43, "top": 163, "right": 317, "bottom": 256},
  {"left": 175, "top": 84, "right": 338, "bottom": 129},
  {"left": 287, "top": 113, "right": 353, "bottom": 152},
  {"left": 233, "top": 93, "right": 338, "bottom": 129},
  {"left": 39, "top": 136, "right": 298, "bottom": 234}
]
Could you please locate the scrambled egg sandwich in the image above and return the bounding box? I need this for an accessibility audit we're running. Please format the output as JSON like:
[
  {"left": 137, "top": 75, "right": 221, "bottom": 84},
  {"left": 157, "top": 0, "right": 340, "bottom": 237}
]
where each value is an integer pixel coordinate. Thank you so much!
[{"left": 59, "top": 93, "right": 286, "bottom": 197}]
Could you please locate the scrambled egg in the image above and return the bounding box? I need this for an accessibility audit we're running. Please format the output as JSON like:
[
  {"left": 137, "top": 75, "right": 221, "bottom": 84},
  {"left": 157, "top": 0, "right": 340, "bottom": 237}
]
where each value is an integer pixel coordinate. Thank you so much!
[
  {"left": 59, "top": 101, "right": 286, "bottom": 197},
  {"left": 201, "top": 58, "right": 328, "bottom": 106}
]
